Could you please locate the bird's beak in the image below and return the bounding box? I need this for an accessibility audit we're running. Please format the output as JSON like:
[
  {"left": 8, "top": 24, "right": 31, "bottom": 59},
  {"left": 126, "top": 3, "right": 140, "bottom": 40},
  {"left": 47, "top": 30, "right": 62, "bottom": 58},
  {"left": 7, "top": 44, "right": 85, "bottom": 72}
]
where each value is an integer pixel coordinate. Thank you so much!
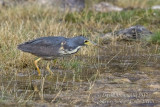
[{"left": 84, "top": 40, "right": 97, "bottom": 46}]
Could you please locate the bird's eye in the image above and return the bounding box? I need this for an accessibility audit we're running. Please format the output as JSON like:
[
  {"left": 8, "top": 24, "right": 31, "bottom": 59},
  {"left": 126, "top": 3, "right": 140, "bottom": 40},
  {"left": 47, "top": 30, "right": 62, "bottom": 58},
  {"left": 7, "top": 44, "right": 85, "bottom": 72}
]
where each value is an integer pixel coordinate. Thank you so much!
[{"left": 84, "top": 40, "right": 88, "bottom": 43}]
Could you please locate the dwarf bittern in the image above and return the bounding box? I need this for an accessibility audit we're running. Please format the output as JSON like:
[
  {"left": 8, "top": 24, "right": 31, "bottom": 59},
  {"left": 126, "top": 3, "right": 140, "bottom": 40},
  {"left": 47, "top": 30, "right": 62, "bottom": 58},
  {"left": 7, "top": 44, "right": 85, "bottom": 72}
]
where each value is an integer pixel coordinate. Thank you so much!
[{"left": 17, "top": 36, "right": 93, "bottom": 75}]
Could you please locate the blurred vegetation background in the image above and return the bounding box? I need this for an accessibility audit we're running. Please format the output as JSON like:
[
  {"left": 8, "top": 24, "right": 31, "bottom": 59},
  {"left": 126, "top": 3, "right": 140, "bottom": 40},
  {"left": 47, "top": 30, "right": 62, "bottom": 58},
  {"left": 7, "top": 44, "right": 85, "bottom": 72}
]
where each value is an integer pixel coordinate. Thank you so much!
[{"left": 0, "top": 0, "right": 160, "bottom": 106}]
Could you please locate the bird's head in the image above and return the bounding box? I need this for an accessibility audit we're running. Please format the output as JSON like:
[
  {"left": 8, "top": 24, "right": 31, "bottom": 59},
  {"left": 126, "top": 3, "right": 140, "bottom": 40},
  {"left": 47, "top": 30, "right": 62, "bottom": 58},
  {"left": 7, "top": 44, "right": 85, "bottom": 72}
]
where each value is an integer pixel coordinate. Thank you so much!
[{"left": 72, "top": 36, "right": 94, "bottom": 46}]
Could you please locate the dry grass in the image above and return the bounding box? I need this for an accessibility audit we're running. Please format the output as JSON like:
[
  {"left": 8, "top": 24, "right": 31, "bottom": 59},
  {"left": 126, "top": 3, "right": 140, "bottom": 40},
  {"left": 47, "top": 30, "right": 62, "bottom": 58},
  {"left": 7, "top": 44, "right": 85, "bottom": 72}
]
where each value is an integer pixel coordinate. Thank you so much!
[
  {"left": 113, "top": 0, "right": 160, "bottom": 8},
  {"left": 0, "top": 1, "right": 160, "bottom": 106}
]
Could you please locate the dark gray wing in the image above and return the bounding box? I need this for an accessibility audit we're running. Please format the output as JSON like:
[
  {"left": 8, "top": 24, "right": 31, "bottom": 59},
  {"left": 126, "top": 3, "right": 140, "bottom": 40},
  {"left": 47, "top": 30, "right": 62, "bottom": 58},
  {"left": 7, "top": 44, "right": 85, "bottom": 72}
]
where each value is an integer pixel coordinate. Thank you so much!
[{"left": 18, "top": 36, "right": 67, "bottom": 57}]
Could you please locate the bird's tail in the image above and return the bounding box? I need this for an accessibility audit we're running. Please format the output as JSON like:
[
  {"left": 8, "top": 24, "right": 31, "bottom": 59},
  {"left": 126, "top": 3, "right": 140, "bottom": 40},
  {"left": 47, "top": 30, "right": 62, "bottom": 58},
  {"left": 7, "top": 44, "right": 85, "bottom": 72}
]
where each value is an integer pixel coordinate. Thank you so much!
[{"left": 17, "top": 43, "right": 31, "bottom": 53}]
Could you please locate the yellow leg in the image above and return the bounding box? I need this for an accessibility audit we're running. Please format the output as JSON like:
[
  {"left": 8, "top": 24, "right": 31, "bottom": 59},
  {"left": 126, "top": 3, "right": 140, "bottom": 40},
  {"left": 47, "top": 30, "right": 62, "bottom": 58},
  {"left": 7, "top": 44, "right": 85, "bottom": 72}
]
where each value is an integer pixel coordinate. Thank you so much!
[
  {"left": 46, "top": 59, "right": 57, "bottom": 75},
  {"left": 34, "top": 58, "right": 42, "bottom": 76},
  {"left": 53, "top": 59, "right": 57, "bottom": 65},
  {"left": 46, "top": 62, "right": 53, "bottom": 75}
]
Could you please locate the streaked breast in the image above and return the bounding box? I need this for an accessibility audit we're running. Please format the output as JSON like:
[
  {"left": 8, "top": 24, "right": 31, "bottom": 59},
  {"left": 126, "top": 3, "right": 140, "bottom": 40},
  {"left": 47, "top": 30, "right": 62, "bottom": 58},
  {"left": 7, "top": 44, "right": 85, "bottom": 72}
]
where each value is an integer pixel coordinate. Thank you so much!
[{"left": 58, "top": 46, "right": 82, "bottom": 55}]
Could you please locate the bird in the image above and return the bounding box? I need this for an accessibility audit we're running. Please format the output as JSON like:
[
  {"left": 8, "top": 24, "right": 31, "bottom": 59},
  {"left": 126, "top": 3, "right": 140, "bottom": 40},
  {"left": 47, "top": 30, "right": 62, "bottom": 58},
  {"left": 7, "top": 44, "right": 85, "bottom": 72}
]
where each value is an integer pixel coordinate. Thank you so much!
[{"left": 17, "top": 35, "right": 93, "bottom": 76}]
